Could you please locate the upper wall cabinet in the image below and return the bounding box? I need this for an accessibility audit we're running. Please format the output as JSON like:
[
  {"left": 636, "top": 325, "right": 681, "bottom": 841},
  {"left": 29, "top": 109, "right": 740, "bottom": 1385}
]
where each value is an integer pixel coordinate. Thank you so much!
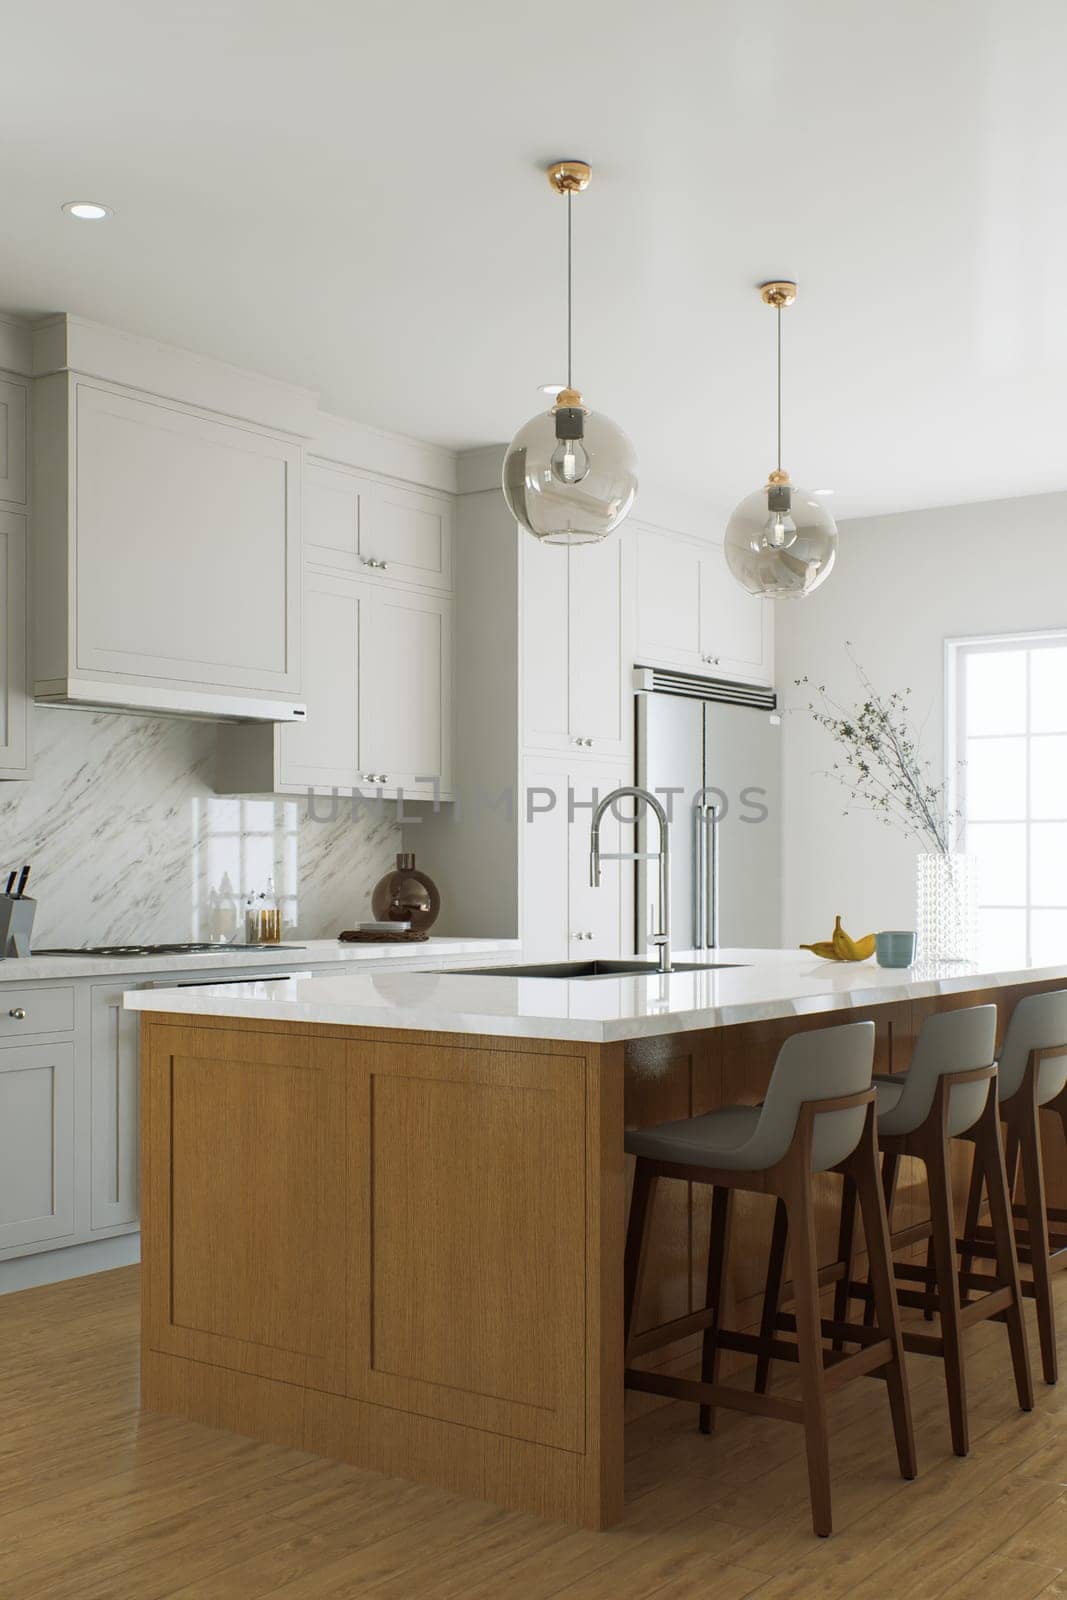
[
  {"left": 305, "top": 461, "right": 453, "bottom": 591},
  {"left": 217, "top": 571, "right": 453, "bottom": 802},
  {"left": 635, "top": 525, "right": 773, "bottom": 686},
  {"left": 0, "top": 378, "right": 27, "bottom": 507},
  {"left": 0, "top": 509, "right": 29, "bottom": 778},
  {"left": 32, "top": 374, "right": 303, "bottom": 715},
  {"left": 521, "top": 529, "right": 634, "bottom": 760},
  {"left": 0, "top": 374, "right": 30, "bottom": 778}
]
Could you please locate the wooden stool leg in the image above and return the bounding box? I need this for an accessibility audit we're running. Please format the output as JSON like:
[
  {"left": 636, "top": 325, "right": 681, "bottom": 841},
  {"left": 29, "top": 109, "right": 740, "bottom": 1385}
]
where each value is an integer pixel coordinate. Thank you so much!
[
  {"left": 959, "top": 1143, "right": 985, "bottom": 1301},
  {"left": 754, "top": 1198, "right": 787, "bottom": 1395},
  {"left": 831, "top": 1177, "right": 857, "bottom": 1353},
  {"left": 864, "top": 1151, "right": 899, "bottom": 1328},
  {"left": 851, "top": 1120, "right": 917, "bottom": 1481},
  {"left": 623, "top": 1161, "right": 658, "bottom": 1354},
  {"left": 975, "top": 1098, "right": 1033, "bottom": 1412},
  {"left": 1017, "top": 1105, "right": 1058, "bottom": 1385},
  {"left": 785, "top": 1173, "right": 833, "bottom": 1538},
  {"left": 922, "top": 1238, "right": 937, "bottom": 1320},
  {"left": 925, "top": 1137, "right": 969, "bottom": 1456},
  {"left": 698, "top": 1186, "right": 734, "bottom": 1434}
]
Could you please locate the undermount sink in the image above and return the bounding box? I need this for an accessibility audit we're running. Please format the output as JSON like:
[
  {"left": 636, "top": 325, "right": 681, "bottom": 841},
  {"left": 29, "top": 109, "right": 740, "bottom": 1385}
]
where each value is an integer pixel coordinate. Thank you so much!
[{"left": 445, "top": 959, "right": 746, "bottom": 980}]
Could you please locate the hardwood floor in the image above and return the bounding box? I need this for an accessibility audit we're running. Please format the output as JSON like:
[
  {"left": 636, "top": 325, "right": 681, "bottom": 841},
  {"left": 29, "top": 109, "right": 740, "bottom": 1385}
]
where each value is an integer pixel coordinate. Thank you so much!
[{"left": 4, "top": 1266, "right": 1067, "bottom": 1597}]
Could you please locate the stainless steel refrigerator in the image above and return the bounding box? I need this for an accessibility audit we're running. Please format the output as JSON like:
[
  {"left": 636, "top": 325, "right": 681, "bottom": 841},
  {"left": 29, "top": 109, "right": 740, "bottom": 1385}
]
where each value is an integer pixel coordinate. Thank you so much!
[{"left": 634, "top": 668, "right": 782, "bottom": 952}]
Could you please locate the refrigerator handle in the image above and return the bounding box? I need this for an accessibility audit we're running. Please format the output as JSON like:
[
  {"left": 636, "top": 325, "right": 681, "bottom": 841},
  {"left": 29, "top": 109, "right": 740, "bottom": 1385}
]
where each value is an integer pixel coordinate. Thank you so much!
[
  {"left": 706, "top": 805, "right": 720, "bottom": 950},
  {"left": 694, "top": 804, "right": 706, "bottom": 949}
]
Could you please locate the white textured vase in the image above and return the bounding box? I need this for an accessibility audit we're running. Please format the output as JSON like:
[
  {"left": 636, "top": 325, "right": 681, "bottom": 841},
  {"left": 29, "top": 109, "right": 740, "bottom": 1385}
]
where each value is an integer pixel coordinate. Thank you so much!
[{"left": 915, "top": 852, "right": 978, "bottom": 963}]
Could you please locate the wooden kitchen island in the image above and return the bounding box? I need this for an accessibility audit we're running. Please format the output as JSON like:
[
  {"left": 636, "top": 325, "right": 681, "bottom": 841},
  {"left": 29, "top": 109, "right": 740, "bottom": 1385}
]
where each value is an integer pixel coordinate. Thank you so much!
[{"left": 127, "top": 951, "right": 1067, "bottom": 1531}]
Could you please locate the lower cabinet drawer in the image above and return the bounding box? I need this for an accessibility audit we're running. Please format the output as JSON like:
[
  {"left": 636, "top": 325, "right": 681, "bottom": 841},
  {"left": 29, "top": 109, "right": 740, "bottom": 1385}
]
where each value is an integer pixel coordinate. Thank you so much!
[
  {"left": 0, "top": 985, "right": 76, "bottom": 1039},
  {"left": 0, "top": 1041, "right": 76, "bottom": 1249}
]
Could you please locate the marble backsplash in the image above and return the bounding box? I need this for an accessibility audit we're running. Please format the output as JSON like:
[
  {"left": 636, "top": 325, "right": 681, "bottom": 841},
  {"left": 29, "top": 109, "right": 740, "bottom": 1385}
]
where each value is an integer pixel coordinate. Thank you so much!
[{"left": 0, "top": 708, "right": 401, "bottom": 946}]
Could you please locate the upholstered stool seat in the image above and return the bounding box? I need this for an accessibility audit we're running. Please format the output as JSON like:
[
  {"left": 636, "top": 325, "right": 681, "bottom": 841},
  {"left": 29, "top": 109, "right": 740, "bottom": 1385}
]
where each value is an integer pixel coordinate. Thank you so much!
[
  {"left": 772, "top": 1004, "right": 1036, "bottom": 1459},
  {"left": 622, "top": 1020, "right": 916, "bottom": 1538},
  {"left": 961, "top": 989, "right": 1067, "bottom": 1385}
]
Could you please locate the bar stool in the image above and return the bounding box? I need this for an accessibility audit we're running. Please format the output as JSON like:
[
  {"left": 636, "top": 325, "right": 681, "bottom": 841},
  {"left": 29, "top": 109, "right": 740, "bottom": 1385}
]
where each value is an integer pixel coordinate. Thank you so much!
[
  {"left": 622, "top": 1020, "right": 916, "bottom": 1539},
  {"left": 785, "top": 1005, "right": 1033, "bottom": 1459},
  {"left": 960, "top": 989, "right": 1067, "bottom": 1386}
]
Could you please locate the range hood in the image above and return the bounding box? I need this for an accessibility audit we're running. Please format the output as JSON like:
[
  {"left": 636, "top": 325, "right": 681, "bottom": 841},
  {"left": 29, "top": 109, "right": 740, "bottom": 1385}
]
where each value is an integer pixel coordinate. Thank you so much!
[{"left": 34, "top": 678, "right": 308, "bottom": 724}]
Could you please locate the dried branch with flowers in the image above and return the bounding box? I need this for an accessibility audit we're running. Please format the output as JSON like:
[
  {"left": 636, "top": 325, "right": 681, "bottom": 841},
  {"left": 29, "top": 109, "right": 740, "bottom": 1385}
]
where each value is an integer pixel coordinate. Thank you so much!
[{"left": 795, "top": 647, "right": 961, "bottom": 856}]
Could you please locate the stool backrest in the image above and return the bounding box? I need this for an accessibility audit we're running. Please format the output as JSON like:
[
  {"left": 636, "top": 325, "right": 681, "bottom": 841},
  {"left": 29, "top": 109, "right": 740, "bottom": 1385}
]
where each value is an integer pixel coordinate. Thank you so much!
[
  {"left": 998, "top": 989, "right": 1067, "bottom": 1104},
  {"left": 888, "top": 1005, "right": 996, "bottom": 1136},
  {"left": 755, "top": 1020, "right": 875, "bottom": 1172}
]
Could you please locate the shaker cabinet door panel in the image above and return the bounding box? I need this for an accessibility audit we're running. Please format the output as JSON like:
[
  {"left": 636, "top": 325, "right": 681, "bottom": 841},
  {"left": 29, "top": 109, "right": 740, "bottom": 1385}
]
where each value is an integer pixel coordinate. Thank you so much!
[
  {"left": 567, "top": 764, "right": 636, "bottom": 960},
  {"left": 637, "top": 527, "right": 772, "bottom": 685},
  {"left": 567, "top": 536, "right": 632, "bottom": 757},
  {"left": 359, "top": 584, "right": 453, "bottom": 796},
  {"left": 699, "top": 556, "right": 769, "bottom": 679},
  {"left": 277, "top": 571, "right": 365, "bottom": 790},
  {"left": 0, "top": 377, "right": 28, "bottom": 506},
  {"left": 142, "top": 1024, "right": 348, "bottom": 1393},
  {"left": 0, "top": 509, "right": 29, "bottom": 777},
  {"left": 521, "top": 536, "right": 570, "bottom": 750},
  {"left": 346, "top": 1038, "right": 587, "bottom": 1451},
  {"left": 73, "top": 383, "right": 300, "bottom": 692},
  {"left": 0, "top": 1043, "right": 75, "bottom": 1250},
  {"left": 89, "top": 986, "right": 140, "bottom": 1231},
  {"left": 521, "top": 760, "right": 571, "bottom": 962},
  {"left": 304, "top": 461, "right": 453, "bottom": 591},
  {"left": 521, "top": 759, "right": 633, "bottom": 962},
  {"left": 636, "top": 531, "right": 702, "bottom": 666},
  {"left": 522, "top": 533, "right": 633, "bottom": 761}
]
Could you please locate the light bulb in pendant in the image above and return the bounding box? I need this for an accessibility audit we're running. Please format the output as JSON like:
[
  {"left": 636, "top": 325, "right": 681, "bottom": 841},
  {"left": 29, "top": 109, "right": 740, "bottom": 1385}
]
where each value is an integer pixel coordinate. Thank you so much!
[
  {"left": 550, "top": 441, "right": 589, "bottom": 483},
  {"left": 762, "top": 508, "right": 797, "bottom": 549}
]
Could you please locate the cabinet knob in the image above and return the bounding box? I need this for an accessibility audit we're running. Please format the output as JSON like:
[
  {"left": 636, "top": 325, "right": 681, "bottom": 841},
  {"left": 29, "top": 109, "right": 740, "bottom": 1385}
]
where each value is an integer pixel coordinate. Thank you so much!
[{"left": 8, "top": 1007, "right": 26, "bottom": 1020}]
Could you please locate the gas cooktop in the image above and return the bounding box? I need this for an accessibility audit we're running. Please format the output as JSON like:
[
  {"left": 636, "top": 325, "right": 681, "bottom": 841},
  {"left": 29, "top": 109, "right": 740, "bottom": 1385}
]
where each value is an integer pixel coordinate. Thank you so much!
[{"left": 33, "top": 943, "right": 306, "bottom": 957}]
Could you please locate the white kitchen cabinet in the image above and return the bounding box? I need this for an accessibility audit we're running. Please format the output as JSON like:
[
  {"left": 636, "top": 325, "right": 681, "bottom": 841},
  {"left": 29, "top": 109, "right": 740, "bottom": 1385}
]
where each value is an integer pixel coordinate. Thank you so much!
[
  {"left": 521, "top": 758, "right": 634, "bottom": 961},
  {"left": 0, "top": 1041, "right": 76, "bottom": 1251},
  {"left": 0, "top": 376, "right": 28, "bottom": 505},
  {"left": 218, "top": 571, "right": 453, "bottom": 801},
  {"left": 304, "top": 459, "right": 453, "bottom": 591},
  {"left": 33, "top": 374, "right": 302, "bottom": 707},
  {"left": 521, "top": 529, "right": 633, "bottom": 760},
  {"left": 89, "top": 985, "right": 140, "bottom": 1232},
  {"left": 636, "top": 525, "right": 772, "bottom": 685},
  {"left": 0, "top": 509, "right": 29, "bottom": 777}
]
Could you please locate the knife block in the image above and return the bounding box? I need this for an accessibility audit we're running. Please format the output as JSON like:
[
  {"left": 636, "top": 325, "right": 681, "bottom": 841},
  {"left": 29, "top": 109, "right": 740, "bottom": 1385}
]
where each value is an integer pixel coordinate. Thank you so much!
[{"left": 0, "top": 894, "right": 36, "bottom": 958}]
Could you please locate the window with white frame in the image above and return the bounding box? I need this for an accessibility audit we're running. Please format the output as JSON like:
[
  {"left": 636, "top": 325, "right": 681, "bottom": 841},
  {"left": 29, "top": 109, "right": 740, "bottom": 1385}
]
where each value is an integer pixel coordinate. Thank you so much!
[{"left": 950, "top": 632, "right": 1067, "bottom": 967}]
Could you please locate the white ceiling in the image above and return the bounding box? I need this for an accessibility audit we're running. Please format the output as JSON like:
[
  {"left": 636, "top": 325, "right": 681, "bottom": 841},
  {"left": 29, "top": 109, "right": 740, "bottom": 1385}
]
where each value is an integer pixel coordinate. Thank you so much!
[{"left": 5, "top": 0, "right": 1066, "bottom": 522}]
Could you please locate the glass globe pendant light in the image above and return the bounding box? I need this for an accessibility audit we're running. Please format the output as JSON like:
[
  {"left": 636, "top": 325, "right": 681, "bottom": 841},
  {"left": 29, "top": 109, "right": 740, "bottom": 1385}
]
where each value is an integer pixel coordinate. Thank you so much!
[
  {"left": 502, "top": 160, "right": 638, "bottom": 545},
  {"left": 724, "top": 281, "right": 837, "bottom": 598}
]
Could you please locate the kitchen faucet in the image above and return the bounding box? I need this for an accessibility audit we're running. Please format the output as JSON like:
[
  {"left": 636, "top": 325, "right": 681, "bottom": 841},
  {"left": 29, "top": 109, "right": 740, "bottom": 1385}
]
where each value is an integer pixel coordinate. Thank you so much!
[{"left": 589, "top": 786, "right": 672, "bottom": 974}]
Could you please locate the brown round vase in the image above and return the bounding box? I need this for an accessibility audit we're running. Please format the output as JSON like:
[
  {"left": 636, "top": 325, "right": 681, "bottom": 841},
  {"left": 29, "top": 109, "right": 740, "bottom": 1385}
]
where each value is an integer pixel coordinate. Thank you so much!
[{"left": 371, "top": 853, "right": 441, "bottom": 934}]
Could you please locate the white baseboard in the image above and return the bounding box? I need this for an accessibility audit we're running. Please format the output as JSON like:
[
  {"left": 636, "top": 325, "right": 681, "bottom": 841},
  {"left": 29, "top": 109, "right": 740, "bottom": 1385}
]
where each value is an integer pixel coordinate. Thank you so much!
[{"left": 0, "top": 1233, "right": 140, "bottom": 1295}]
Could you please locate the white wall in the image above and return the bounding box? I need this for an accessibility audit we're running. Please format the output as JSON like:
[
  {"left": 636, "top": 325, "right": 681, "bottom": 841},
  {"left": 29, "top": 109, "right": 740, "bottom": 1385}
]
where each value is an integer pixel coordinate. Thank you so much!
[{"left": 776, "top": 491, "right": 1067, "bottom": 945}]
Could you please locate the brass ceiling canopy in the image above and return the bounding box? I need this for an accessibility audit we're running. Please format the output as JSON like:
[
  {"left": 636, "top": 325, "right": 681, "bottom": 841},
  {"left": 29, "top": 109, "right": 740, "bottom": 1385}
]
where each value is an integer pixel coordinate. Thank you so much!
[
  {"left": 547, "top": 160, "right": 592, "bottom": 194},
  {"left": 759, "top": 280, "right": 797, "bottom": 308}
]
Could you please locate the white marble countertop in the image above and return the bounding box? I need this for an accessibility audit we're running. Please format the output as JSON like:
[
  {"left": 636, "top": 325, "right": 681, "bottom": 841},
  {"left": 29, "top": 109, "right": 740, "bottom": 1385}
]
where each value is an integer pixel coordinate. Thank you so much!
[
  {"left": 123, "top": 947, "right": 1067, "bottom": 1043},
  {"left": 0, "top": 936, "right": 519, "bottom": 983}
]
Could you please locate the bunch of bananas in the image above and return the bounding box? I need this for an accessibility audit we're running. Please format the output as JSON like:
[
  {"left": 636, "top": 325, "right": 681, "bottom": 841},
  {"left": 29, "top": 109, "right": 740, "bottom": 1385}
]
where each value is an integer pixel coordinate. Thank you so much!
[{"left": 800, "top": 915, "right": 876, "bottom": 963}]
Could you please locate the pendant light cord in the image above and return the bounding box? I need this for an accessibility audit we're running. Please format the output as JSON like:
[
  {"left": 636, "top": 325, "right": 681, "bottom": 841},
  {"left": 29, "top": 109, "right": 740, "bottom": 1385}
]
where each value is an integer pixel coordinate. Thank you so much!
[
  {"left": 776, "top": 302, "right": 782, "bottom": 473},
  {"left": 566, "top": 189, "right": 573, "bottom": 390}
]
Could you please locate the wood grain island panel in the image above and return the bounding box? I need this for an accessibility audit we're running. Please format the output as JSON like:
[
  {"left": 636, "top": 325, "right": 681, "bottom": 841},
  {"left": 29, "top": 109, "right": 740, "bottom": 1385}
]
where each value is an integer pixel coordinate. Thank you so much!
[{"left": 136, "top": 969, "right": 1067, "bottom": 1530}]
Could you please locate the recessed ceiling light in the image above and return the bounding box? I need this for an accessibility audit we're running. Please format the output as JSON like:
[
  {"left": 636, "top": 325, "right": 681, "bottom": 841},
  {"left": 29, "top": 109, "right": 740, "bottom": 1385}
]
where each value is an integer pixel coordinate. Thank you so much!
[
  {"left": 812, "top": 487, "right": 835, "bottom": 495},
  {"left": 61, "top": 201, "right": 113, "bottom": 221},
  {"left": 538, "top": 383, "right": 564, "bottom": 396}
]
